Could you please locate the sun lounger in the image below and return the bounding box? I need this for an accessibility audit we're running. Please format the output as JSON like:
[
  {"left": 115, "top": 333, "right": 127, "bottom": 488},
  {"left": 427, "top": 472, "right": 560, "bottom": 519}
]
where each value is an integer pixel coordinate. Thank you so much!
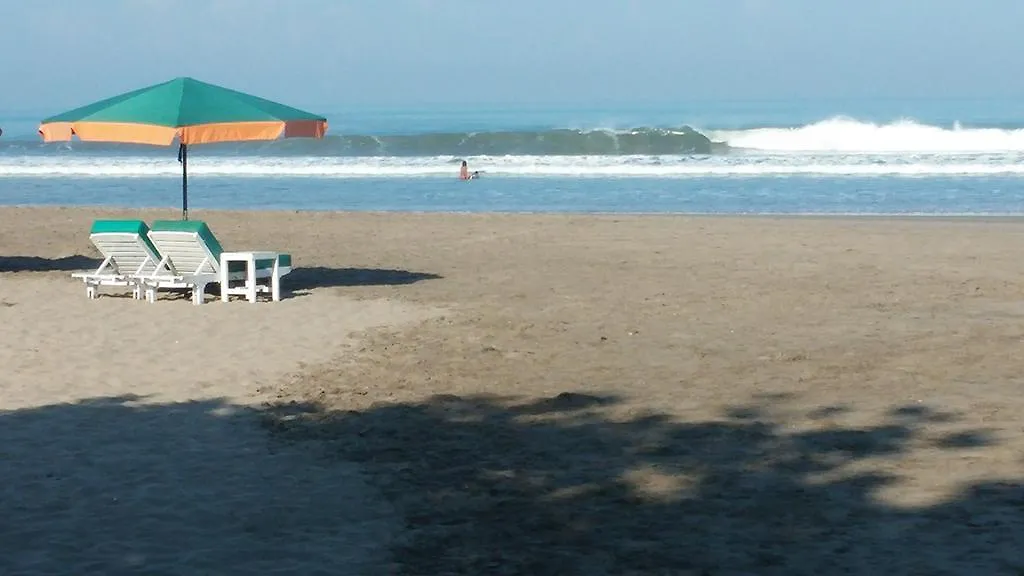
[
  {"left": 141, "top": 220, "right": 292, "bottom": 305},
  {"left": 71, "top": 219, "right": 163, "bottom": 299}
]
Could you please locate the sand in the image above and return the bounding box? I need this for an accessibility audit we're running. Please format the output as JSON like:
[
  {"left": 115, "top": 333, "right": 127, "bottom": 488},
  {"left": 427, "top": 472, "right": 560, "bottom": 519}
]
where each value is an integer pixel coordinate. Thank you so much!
[{"left": 3, "top": 206, "right": 1024, "bottom": 574}]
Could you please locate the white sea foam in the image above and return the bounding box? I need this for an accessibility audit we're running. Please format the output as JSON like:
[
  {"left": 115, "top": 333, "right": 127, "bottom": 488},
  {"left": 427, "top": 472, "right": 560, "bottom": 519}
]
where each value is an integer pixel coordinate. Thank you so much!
[
  {"left": 709, "top": 117, "right": 1024, "bottom": 153},
  {"left": 1, "top": 153, "right": 1024, "bottom": 178}
]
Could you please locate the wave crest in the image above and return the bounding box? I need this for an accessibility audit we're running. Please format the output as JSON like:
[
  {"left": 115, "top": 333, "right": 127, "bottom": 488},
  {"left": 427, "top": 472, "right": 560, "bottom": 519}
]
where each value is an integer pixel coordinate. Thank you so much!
[
  {"left": 283, "top": 127, "right": 712, "bottom": 156},
  {"left": 7, "top": 127, "right": 712, "bottom": 156}
]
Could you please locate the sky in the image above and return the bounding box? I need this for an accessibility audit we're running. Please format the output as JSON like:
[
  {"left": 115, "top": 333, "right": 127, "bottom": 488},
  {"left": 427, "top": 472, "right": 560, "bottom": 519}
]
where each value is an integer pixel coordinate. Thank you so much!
[{"left": 0, "top": 0, "right": 1021, "bottom": 113}]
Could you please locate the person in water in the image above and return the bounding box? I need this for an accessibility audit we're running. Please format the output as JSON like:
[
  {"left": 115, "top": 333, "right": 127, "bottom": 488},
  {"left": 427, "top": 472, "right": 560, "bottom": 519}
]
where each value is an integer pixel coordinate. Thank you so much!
[{"left": 459, "top": 160, "right": 480, "bottom": 180}]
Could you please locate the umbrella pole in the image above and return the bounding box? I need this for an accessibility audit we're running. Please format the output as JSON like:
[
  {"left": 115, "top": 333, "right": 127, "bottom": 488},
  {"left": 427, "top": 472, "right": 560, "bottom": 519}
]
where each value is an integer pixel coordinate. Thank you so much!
[{"left": 179, "top": 143, "right": 189, "bottom": 220}]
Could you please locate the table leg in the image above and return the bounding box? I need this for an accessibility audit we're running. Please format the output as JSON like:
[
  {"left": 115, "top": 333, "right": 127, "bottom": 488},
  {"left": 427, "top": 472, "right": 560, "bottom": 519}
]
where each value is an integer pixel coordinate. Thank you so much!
[
  {"left": 272, "top": 257, "right": 281, "bottom": 302},
  {"left": 247, "top": 256, "right": 257, "bottom": 303}
]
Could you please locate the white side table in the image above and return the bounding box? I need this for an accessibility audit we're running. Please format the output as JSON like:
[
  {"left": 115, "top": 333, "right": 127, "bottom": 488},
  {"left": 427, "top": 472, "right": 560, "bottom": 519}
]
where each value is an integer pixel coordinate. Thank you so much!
[{"left": 220, "top": 251, "right": 282, "bottom": 303}]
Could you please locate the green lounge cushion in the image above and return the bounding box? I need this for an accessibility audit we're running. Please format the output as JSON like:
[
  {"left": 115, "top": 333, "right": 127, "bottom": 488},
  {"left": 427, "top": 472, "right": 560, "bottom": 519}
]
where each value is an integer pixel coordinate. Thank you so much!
[
  {"left": 91, "top": 219, "right": 148, "bottom": 235},
  {"left": 90, "top": 219, "right": 161, "bottom": 259},
  {"left": 271, "top": 254, "right": 292, "bottom": 269},
  {"left": 150, "top": 220, "right": 290, "bottom": 272},
  {"left": 150, "top": 220, "right": 225, "bottom": 261}
]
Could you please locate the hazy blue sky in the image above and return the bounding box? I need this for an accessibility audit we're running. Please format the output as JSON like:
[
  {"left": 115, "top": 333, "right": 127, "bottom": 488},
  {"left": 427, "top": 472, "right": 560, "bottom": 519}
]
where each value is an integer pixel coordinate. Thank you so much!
[{"left": 0, "top": 0, "right": 1019, "bottom": 113}]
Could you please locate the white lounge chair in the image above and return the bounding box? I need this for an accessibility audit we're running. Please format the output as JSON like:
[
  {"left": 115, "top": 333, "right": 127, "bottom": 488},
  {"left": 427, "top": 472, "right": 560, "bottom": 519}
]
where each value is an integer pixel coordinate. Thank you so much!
[
  {"left": 141, "top": 220, "right": 292, "bottom": 305},
  {"left": 71, "top": 219, "right": 163, "bottom": 299}
]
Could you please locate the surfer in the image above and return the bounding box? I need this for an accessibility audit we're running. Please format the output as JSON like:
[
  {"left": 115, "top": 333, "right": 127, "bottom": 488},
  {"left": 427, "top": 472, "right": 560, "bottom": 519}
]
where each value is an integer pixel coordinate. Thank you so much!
[{"left": 459, "top": 160, "right": 480, "bottom": 180}]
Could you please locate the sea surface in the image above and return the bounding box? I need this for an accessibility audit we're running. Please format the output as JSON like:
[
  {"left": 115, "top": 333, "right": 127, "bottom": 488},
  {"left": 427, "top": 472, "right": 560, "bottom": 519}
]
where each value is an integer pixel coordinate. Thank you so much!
[{"left": 4, "top": 98, "right": 1024, "bottom": 215}]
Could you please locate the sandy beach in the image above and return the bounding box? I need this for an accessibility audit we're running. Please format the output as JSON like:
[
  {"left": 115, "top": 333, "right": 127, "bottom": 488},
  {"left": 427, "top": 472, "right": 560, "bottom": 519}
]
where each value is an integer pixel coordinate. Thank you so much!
[{"left": 3, "top": 206, "right": 1024, "bottom": 574}]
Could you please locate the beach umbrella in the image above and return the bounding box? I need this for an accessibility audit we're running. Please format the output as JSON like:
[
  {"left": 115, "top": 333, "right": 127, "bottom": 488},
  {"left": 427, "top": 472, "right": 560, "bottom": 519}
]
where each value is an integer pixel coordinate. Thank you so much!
[{"left": 38, "top": 77, "right": 327, "bottom": 219}]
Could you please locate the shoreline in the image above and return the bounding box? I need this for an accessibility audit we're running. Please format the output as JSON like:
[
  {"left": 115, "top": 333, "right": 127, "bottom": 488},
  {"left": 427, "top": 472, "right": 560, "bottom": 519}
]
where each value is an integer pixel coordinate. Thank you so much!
[{"left": 4, "top": 203, "right": 1024, "bottom": 222}]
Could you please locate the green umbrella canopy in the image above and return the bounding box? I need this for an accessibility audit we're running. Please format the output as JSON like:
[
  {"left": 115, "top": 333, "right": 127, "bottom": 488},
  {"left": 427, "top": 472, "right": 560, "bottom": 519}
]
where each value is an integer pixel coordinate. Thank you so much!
[
  {"left": 39, "top": 77, "right": 328, "bottom": 219},
  {"left": 40, "top": 76, "right": 327, "bottom": 145}
]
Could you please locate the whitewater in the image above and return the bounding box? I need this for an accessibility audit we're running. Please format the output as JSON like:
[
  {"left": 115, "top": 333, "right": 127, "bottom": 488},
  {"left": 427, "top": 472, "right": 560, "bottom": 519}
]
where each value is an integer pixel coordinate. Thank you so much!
[{"left": 710, "top": 117, "right": 1024, "bottom": 153}]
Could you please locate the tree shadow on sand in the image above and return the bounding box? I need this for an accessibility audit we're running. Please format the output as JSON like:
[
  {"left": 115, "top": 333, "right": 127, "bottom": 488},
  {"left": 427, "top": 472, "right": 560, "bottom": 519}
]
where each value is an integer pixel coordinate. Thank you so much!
[
  {"left": 286, "top": 267, "right": 442, "bottom": 292},
  {"left": 263, "top": 392, "right": 1024, "bottom": 575},
  {"left": 0, "top": 395, "right": 395, "bottom": 575},
  {"left": 0, "top": 254, "right": 98, "bottom": 273},
  {"left": 2, "top": 393, "right": 1022, "bottom": 574}
]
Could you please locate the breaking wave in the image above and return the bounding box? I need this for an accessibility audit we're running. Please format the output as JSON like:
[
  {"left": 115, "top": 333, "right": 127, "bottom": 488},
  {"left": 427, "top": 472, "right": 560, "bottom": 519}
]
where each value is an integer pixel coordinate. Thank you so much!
[{"left": 711, "top": 117, "right": 1024, "bottom": 153}]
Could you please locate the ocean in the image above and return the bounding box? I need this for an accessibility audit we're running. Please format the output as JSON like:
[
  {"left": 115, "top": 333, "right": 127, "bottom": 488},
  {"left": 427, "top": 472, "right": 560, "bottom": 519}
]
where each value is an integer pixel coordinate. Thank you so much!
[{"left": 4, "top": 98, "right": 1024, "bottom": 215}]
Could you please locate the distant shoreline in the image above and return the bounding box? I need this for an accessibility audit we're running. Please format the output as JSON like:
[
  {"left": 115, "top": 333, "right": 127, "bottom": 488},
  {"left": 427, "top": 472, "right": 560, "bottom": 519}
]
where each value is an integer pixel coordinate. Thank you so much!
[{"left": 4, "top": 204, "right": 1024, "bottom": 223}]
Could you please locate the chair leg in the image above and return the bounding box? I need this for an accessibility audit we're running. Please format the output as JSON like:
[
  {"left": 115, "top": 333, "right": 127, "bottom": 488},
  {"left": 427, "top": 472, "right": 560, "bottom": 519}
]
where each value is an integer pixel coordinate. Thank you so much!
[
  {"left": 193, "top": 282, "right": 208, "bottom": 305},
  {"left": 86, "top": 285, "right": 96, "bottom": 299}
]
